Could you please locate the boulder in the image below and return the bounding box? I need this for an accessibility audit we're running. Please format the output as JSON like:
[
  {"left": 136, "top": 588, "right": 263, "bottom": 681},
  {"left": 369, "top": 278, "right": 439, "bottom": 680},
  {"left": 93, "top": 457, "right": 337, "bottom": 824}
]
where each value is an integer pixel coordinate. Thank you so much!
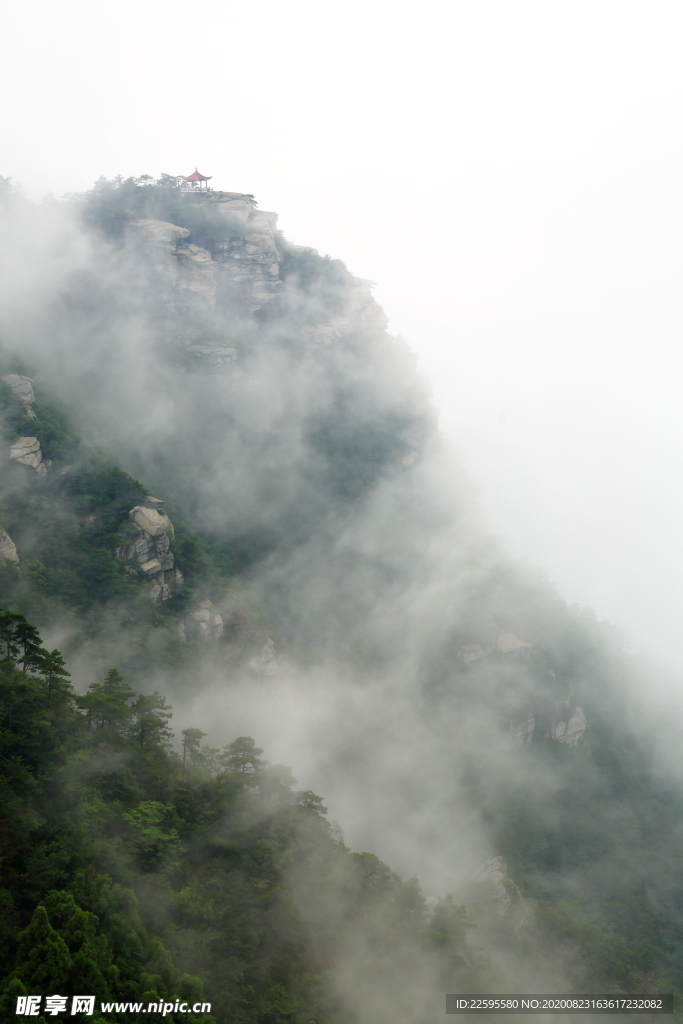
[
  {"left": 129, "top": 505, "right": 174, "bottom": 538},
  {"left": 128, "top": 219, "right": 190, "bottom": 249},
  {"left": 139, "top": 558, "right": 162, "bottom": 576},
  {"left": 149, "top": 576, "right": 171, "bottom": 604},
  {"left": 189, "top": 600, "right": 224, "bottom": 642},
  {"left": 0, "top": 528, "right": 19, "bottom": 565},
  {"left": 551, "top": 707, "right": 587, "bottom": 745},
  {"left": 214, "top": 195, "right": 256, "bottom": 226},
  {"left": 10, "top": 436, "right": 46, "bottom": 474},
  {"left": 2, "top": 374, "right": 36, "bottom": 418}
]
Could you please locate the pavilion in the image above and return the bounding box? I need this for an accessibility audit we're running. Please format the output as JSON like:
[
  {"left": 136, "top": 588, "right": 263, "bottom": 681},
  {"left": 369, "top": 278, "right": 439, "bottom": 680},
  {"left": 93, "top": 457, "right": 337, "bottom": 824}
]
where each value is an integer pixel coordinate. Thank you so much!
[{"left": 180, "top": 169, "right": 212, "bottom": 191}]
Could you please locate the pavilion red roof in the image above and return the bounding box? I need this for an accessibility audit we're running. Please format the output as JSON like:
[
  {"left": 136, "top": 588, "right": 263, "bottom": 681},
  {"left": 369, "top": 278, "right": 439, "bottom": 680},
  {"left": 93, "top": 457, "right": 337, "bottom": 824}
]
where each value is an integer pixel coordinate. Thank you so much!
[{"left": 181, "top": 169, "right": 212, "bottom": 182}]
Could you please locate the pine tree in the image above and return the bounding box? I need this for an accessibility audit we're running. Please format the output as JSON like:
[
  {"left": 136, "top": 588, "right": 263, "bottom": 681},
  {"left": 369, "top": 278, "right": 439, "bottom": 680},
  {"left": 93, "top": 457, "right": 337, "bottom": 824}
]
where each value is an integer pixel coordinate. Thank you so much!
[
  {"left": 0, "top": 976, "right": 28, "bottom": 1020},
  {"left": 15, "top": 905, "right": 72, "bottom": 993},
  {"left": 0, "top": 608, "right": 21, "bottom": 663},
  {"left": 181, "top": 727, "right": 207, "bottom": 770},
  {"left": 218, "top": 736, "right": 266, "bottom": 775},
  {"left": 13, "top": 616, "right": 43, "bottom": 676},
  {"left": 37, "top": 649, "right": 71, "bottom": 704},
  {"left": 78, "top": 668, "right": 135, "bottom": 732},
  {"left": 132, "top": 691, "right": 174, "bottom": 748}
]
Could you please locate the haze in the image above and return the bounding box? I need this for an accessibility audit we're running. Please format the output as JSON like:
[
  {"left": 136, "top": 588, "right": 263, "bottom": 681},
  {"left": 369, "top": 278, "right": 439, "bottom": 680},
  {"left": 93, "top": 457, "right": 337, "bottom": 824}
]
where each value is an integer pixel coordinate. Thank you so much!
[{"left": 3, "top": 0, "right": 683, "bottom": 669}]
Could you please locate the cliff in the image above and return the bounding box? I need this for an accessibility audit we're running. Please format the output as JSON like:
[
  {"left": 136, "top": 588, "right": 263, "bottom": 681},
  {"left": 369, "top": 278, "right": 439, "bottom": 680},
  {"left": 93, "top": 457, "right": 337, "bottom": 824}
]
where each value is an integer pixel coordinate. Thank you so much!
[{"left": 0, "top": 175, "right": 681, "bottom": 1005}]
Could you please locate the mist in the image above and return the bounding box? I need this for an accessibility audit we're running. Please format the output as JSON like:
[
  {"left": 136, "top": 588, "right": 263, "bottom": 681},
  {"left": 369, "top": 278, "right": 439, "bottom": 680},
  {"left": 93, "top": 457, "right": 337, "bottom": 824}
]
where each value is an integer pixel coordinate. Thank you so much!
[
  {"left": 2, "top": 5, "right": 683, "bottom": 1012},
  {"left": 2, "top": 0, "right": 683, "bottom": 677},
  {"left": 1, "top": 172, "right": 682, "bottom": 1013}
]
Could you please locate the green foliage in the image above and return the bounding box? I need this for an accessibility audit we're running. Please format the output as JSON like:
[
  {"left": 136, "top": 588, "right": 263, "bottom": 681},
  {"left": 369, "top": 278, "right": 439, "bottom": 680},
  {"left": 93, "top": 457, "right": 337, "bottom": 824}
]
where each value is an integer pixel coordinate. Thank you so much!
[
  {"left": 132, "top": 691, "right": 173, "bottom": 748},
  {"left": 74, "top": 176, "right": 242, "bottom": 250},
  {"left": 16, "top": 905, "right": 72, "bottom": 992},
  {"left": 78, "top": 668, "right": 136, "bottom": 732},
  {"left": 0, "top": 610, "right": 478, "bottom": 1023},
  {"left": 0, "top": 378, "right": 29, "bottom": 438}
]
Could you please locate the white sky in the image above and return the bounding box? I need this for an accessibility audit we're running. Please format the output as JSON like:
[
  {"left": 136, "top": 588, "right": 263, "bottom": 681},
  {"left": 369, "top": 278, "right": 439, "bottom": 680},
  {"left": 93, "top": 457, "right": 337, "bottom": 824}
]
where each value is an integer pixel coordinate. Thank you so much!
[{"left": 3, "top": 0, "right": 683, "bottom": 671}]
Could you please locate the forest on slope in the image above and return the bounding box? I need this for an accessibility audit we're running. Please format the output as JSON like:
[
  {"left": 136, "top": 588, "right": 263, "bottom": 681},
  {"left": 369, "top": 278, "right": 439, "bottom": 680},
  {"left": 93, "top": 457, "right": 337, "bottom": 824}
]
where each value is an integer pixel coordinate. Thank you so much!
[{"left": 0, "top": 173, "right": 682, "bottom": 1021}]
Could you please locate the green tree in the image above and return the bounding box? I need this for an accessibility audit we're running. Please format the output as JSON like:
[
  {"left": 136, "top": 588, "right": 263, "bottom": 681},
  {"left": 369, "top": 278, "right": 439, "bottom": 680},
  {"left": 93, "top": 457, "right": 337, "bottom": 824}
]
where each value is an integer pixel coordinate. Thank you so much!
[
  {"left": 15, "top": 905, "right": 72, "bottom": 993},
  {"left": 0, "top": 608, "right": 21, "bottom": 663},
  {"left": 37, "top": 648, "right": 71, "bottom": 703},
  {"left": 218, "top": 735, "right": 266, "bottom": 775},
  {"left": 78, "top": 668, "right": 135, "bottom": 732},
  {"left": 132, "top": 691, "right": 173, "bottom": 748},
  {"left": 14, "top": 616, "right": 43, "bottom": 676},
  {"left": 181, "top": 727, "right": 207, "bottom": 770},
  {"left": 0, "top": 976, "right": 28, "bottom": 1019}
]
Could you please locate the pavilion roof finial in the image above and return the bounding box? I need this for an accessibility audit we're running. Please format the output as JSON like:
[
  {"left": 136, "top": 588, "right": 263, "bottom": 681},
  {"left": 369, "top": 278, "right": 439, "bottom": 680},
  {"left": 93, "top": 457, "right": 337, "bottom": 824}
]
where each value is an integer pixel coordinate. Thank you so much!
[{"left": 181, "top": 169, "right": 212, "bottom": 182}]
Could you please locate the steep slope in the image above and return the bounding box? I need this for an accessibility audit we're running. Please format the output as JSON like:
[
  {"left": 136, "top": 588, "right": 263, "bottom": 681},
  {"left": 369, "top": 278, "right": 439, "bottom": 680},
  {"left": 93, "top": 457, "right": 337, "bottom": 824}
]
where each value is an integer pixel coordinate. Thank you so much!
[{"left": 1, "top": 174, "right": 683, "bottom": 1014}]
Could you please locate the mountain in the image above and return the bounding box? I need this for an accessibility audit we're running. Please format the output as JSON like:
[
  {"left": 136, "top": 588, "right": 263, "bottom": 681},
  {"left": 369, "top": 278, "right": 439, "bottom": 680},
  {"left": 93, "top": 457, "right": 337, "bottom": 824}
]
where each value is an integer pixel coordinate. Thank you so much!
[{"left": 0, "top": 173, "right": 682, "bottom": 1021}]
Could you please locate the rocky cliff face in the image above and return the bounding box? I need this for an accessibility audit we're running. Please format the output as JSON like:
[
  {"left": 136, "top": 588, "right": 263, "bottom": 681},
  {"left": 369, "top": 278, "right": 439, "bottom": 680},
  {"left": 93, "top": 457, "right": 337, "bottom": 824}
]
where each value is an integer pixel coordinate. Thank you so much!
[
  {"left": 127, "top": 194, "right": 387, "bottom": 375},
  {"left": 2, "top": 374, "right": 36, "bottom": 418},
  {"left": 114, "top": 496, "right": 183, "bottom": 604}
]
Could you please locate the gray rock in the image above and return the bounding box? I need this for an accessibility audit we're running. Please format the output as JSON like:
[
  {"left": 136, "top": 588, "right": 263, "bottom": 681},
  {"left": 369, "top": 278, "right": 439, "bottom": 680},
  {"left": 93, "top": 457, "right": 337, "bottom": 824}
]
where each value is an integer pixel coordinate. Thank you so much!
[
  {"left": 189, "top": 600, "right": 224, "bottom": 642},
  {"left": 2, "top": 374, "right": 36, "bottom": 418},
  {"left": 10, "top": 436, "right": 46, "bottom": 473},
  {"left": 471, "top": 856, "right": 528, "bottom": 927},
  {"left": 113, "top": 542, "right": 137, "bottom": 560},
  {"left": 129, "top": 506, "right": 174, "bottom": 538},
  {"left": 128, "top": 219, "right": 190, "bottom": 249},
  {"left": 0, "top": 528, "right": 19, "bottom": 565},
  {"left": 140, "top": 557, "right": 162, "bottom": 576},
  {"left": 248, "top": 638, "right": 280, "bottom": 678},
  {"left": 212, "top": 205, "right": 282, "bottom": 312},
  {"left": 134, "top": 532, "right": 154, "bottom": 562},
  {"left": 551, "top": 707, "right": 587, "bottom": 745},
  {"left": 304, "top": 316, "right": 354, "bottom": 346},
  {"left": 149, "top": 575, "right": 171, "bottom": 604},
  {"left": 496, "top": 631, "right": 532, "bottom": 653},
  {"left": 155, "top": 532, "right": 171, "bottom": 557},
  {"left": 173, "top": 243, "right": 216, "bottom": 310},
  {"left": 511, "top": 712, "right": 536, "bottom": 746}
]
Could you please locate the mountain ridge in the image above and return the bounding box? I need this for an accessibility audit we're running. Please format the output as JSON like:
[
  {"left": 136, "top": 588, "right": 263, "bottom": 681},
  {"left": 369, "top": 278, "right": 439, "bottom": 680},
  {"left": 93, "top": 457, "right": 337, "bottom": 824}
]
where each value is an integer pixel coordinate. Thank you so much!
[{"left": 0, "top": 174, "right": 682, "bottom": 1016}]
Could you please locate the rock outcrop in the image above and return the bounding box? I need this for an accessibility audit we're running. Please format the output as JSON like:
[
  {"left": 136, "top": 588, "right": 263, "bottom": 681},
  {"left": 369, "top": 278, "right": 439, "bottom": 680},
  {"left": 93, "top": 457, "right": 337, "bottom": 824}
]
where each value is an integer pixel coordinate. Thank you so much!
[
  {"left": 212, "top": 199, "right": 282, "bottom": 312},
  {"left": 511, "top": 712, "right": 536, "bottom": 746},
  {"left": 0, "top": 528, "right": 19, "bottom": 565},
  {"left": 129, "top": 218, "right": 216, "bottom": 312},
  {"left": 127, "top": 196, "right": 388, "bottom": 376},
  {"left": 188, "top": 600, "right": 224, "bottom": 642},
  {"left": 114, "top": 496, "right": 180, "bottom": 603},
  {"left": 496, "top": 631, "right": 532, "bottom": 654},
  {"left": 471, "top": 856, "right": 528, "bottom": 927},
  {"left": 550, "top": 706, "right": 587, "bottom": 745},
  {"left": 2, "top": 375, "right": 36, "bottom": 418},
  {"left": 128, "top": 218, "right": 190, "bottom": 249},
  {"left": 458, "top": 631, "right": 532, "bottom": 662},
  {"left": 9, "top": 436, "right": 46, "bottom": 474},
  {"left": 173, "top": 242, "right": 216, "bottom": 309},
  {"left": 248, "top": 639, "right": 280, "bottom": 678}
]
